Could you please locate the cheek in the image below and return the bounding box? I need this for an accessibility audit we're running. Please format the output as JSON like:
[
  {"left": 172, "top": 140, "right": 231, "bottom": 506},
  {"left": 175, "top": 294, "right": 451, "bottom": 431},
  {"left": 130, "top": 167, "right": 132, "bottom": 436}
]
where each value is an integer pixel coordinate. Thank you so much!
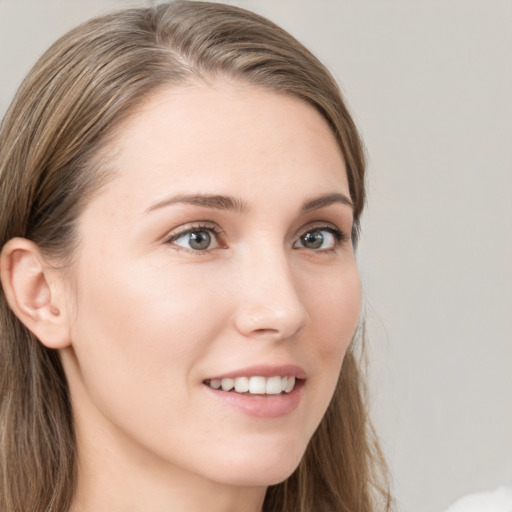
[
  {"left": 67, "top": 255, "right": 230, "bottom": 410},
  {"left": 308, "top": 263, "right": 362, "bottom": 355},
  {"left": 298, "top": 262, "right": 362, "bottom": 422}
]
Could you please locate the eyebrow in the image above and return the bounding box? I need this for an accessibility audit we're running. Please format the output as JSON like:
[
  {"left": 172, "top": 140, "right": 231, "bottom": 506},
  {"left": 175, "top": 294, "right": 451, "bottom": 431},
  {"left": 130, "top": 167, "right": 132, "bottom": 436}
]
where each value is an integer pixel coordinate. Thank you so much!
[
  {"left": 146, "top": 193, "right": 249, "bottom": 214},
  {"left": 301, "top": 192, "right": 354, "bottom": 213},
  {"left": 146, "top": 191, "right": 353, "bottom": 214}
]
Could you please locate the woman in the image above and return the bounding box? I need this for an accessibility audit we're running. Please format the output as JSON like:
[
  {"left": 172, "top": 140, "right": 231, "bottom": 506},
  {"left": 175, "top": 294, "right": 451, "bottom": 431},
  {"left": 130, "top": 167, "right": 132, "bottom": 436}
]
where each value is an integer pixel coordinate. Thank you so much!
[{"left": 0, "top": 2, "right": 392, "bottom": 511}]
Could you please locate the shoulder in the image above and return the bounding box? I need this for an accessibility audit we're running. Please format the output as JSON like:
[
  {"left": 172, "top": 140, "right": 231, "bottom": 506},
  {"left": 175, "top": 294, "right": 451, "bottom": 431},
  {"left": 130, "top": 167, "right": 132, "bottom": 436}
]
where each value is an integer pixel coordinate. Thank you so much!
[{"left": 444, "top": 486, "right": 512, "bottom": 512}]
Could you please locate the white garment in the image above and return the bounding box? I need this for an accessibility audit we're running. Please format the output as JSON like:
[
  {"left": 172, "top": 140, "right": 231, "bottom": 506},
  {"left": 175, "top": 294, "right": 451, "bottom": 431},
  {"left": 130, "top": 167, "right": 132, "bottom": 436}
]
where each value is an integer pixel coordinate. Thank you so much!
[{"left": 444, "top": 487, "right": 512, "bottom": 512}]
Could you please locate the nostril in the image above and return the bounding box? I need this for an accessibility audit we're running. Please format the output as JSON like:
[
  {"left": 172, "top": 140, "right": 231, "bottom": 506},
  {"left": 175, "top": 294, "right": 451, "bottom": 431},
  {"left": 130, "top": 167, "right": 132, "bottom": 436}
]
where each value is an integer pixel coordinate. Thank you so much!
[{"left": 253, "top": 327, "right": 279, "bottom": 335}]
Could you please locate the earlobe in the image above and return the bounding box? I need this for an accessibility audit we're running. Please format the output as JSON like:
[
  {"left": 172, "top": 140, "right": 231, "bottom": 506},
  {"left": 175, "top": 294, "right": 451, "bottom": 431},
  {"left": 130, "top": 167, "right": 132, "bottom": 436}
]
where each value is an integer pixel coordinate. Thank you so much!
[{"left": 0, "top": 237, "right": 71, "bottom": 349}]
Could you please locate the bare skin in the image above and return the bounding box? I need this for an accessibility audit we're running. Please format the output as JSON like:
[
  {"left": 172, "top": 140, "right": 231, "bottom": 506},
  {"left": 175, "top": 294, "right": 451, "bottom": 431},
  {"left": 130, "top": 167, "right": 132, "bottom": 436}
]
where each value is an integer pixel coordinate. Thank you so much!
[{"left": 2, "top": 82, "right": 361, "bottom": 512}]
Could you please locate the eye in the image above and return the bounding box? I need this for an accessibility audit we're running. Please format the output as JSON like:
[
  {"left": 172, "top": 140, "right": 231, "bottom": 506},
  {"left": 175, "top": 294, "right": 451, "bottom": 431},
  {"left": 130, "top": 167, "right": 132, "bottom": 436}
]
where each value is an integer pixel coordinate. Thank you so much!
[
  {"left": 166, "top": 224, "right": 222, "bottom": 252},
  {"left": 294, "top": 226, "right": 345, "bottom": 251}
]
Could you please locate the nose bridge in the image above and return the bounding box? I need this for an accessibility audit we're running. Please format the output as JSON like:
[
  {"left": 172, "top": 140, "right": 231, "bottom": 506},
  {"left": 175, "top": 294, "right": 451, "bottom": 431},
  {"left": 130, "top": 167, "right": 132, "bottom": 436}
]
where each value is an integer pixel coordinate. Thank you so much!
[{"left": 233, "top": 239, "right": 307, "bottom": 339}]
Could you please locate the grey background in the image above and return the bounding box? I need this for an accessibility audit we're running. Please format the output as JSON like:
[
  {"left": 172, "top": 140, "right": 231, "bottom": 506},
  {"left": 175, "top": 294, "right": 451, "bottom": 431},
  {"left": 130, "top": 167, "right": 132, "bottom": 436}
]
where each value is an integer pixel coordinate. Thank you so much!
[{"left": 1, "top": 1, "right": 510, "bottom": 511}]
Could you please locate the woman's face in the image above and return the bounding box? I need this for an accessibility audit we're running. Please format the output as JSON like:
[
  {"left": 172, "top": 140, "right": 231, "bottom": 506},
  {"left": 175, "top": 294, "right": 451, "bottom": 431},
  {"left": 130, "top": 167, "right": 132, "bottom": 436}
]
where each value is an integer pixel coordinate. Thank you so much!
[{"left": 61, "top": 82, "right": 361, "bottom": 490}]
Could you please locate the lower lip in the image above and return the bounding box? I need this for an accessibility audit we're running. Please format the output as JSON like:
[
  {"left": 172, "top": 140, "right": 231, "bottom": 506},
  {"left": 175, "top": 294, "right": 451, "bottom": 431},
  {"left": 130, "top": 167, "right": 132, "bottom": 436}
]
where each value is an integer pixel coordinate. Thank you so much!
[{"left": 203, "top": 380, "right": 305, "bottom": 419}]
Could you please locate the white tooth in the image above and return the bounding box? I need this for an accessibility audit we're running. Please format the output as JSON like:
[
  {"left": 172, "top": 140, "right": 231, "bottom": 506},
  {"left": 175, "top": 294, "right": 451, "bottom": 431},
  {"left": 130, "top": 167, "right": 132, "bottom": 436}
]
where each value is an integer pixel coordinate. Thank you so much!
[
  {"left": 284, "top": 376, "right": 295, "bottom": 393},
  {"left": 210, "top": 379, "right": 221, "bottom": 389},
  {"left": 234, "top": 376, "right": 249, "bottom": 393},
  {"left": 221, "top": 378, "right": 234, "bottom": 391},
  {"left": 266, "top": 376, "right": 282, "bottom": 395},
  {"left": 281, "top": 376, "right": 288, "bottom": 391},
  {"left": 249, "top": 376, "right": 266, "bottom": 394}
]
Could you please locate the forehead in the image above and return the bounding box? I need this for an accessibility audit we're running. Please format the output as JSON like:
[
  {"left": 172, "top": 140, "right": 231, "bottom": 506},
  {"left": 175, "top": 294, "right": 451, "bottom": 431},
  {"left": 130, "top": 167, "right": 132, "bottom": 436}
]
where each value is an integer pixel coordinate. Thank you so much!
[{"left": 89, "top": 82, "right": 349, "bottom": 212}]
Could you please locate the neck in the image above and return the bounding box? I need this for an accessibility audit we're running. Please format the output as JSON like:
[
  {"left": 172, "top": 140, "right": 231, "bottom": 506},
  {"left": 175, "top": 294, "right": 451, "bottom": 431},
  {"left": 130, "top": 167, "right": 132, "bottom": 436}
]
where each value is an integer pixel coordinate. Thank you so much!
[{"left": 72, "top": 471, "right": 265, "bottom": 512}]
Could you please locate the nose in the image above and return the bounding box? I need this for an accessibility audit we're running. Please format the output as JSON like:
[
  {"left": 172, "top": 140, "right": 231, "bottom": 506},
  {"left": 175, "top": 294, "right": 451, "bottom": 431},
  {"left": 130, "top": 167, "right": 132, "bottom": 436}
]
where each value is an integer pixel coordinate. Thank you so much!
[{"left": 232, "top": 247, "right": 308, "bottom": 341}]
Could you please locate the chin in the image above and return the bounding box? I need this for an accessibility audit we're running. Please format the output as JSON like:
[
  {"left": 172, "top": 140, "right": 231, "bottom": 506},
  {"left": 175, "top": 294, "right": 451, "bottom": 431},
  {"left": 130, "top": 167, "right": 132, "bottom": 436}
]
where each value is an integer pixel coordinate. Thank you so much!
[
  {"left": 205, "top": 438, "right": 307, "bottom": 488},
  {"left": 217, "top": 463, "right": 300, "bottom": 488}
]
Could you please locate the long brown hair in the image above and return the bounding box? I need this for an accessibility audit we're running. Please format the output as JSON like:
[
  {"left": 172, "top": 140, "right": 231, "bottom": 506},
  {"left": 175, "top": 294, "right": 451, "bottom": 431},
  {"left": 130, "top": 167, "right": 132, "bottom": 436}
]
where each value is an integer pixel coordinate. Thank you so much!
[{"left": 0, "top": 2, "right": 392, "bottom": 511}]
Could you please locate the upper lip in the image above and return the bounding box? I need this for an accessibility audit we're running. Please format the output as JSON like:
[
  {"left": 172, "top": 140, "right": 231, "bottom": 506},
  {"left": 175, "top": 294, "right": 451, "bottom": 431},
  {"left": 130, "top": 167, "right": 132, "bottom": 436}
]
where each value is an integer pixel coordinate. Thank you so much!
[{"left": 206, "top": 364, "right": 307, "bottom": 381}]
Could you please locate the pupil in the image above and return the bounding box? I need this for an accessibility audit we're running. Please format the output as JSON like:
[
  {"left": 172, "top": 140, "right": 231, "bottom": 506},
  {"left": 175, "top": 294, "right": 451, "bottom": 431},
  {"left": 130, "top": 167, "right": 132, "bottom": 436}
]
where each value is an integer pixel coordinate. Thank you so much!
[
  {"left": 303, "top": 231, "right": 323, "bottom": 249},
  {"left": 189, "top": 231, "right": 211, "bottom": 250}
]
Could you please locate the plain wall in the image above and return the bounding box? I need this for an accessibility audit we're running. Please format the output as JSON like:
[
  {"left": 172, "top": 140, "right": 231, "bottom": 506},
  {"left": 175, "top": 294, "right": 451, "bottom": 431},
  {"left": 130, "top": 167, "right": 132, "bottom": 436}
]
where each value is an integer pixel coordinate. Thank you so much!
[{"left": 1, "top": 1, "right": 510, "bottom": 511}]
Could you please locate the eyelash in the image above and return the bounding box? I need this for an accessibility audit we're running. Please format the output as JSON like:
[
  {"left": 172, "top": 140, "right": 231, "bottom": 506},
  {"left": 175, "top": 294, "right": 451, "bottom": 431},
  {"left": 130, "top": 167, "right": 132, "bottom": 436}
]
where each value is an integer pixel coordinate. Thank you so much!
[
  {"left": 294, "top": 224, "right": 350, "bottom": 252},
  {"left": 164, "top": 222, "right": 350, "bottom": 254},
  {"left": 165, "top": 222, "right": 224, "bottom": 254}
]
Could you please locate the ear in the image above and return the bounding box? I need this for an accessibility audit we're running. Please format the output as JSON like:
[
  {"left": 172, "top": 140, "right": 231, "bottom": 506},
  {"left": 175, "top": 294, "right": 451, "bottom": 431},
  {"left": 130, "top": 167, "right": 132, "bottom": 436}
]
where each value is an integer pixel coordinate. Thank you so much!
[{"left": 0, "top": 237, "right": 72, "bottom": 349}]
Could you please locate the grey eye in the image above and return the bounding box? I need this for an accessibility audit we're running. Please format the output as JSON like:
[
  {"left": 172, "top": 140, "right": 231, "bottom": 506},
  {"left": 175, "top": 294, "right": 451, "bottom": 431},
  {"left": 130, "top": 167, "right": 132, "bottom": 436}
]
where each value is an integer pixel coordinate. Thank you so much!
[
  {"left": 294, "top": 228, "right": 339, "bottom": 250},
  {"left": 188, "top": 231, "right": 212, "bottom": 250},
  {"left": 173, "top": 229, "right": 218, "bottom": 251},
  {"left": 300, "top": 231, "right": 324, "bottom": 249}
]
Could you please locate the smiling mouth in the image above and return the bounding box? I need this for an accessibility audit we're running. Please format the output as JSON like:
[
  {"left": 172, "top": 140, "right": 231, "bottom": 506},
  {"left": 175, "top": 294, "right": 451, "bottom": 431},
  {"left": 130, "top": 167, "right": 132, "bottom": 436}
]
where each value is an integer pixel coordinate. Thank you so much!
[{"left": 203, "top": 376, "right": 298, "bottom": 395}]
